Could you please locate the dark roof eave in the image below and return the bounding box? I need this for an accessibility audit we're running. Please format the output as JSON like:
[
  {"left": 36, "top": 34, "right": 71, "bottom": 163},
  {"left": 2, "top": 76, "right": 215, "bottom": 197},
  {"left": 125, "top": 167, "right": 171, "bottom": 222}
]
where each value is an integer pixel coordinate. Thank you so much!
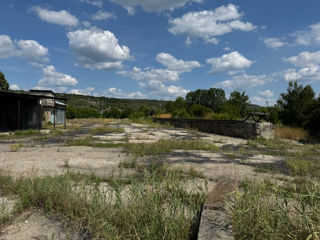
[{"left": 0, "top": 91, "right": 67, "bottom": 101}]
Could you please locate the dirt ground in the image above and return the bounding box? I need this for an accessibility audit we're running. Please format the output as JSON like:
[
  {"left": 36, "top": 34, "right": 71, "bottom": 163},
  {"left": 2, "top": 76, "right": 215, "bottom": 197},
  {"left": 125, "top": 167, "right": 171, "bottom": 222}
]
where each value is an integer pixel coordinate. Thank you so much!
[{"left": 0, "top": 119, "right": 285, "bottom": 239}]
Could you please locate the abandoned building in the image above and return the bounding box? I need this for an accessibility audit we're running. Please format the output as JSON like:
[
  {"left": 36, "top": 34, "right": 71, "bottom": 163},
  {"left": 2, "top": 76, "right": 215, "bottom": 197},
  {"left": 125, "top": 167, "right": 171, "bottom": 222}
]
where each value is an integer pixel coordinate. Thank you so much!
[{"left": 0, "top": 90, "right": 67, "bottom": 132}]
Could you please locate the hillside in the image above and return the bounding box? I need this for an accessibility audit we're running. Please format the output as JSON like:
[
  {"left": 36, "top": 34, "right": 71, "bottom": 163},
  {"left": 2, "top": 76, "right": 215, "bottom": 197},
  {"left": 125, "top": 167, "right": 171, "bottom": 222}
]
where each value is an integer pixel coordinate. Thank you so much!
[{"left": 56, "top": 93, "right": 169, "bottom": 112}]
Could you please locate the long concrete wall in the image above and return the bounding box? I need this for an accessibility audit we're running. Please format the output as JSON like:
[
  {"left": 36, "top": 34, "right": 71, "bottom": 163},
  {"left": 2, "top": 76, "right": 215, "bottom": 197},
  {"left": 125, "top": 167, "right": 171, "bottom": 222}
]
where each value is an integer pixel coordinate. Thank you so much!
[{"left": 153, "top": 118, "right": 274, "bottom": 139}]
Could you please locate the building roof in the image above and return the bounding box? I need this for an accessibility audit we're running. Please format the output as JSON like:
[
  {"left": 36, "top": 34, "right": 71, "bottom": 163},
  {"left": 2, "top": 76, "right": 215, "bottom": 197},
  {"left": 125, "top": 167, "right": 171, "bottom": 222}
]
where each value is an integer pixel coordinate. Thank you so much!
[
  {"left": 29, "top": 89, "right": 56, "bottom": 97},
  {"left": 0, "top": 90, "right": 67, "bottom": 101}
]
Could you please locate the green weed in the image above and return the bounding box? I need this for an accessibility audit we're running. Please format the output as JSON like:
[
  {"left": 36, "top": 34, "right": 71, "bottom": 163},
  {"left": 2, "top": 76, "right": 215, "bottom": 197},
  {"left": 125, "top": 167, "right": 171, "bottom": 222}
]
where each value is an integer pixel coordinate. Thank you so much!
[{"left": 0, "top": 167, "right": 206, "bottom": 240}]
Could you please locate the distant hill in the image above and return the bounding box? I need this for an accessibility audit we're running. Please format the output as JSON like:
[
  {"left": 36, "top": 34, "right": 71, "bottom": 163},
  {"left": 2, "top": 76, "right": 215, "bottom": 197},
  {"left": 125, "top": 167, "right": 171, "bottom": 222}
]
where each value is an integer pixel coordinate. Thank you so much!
[{"left": 56, "top": 93, "right": 169, "bottom": 112}]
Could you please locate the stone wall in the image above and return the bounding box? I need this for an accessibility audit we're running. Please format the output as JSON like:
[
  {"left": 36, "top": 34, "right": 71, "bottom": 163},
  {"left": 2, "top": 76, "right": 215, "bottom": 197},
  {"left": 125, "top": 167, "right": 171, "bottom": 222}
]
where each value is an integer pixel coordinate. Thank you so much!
[{"left": 153, "top": 118, "right": 274, "bottom": 139}]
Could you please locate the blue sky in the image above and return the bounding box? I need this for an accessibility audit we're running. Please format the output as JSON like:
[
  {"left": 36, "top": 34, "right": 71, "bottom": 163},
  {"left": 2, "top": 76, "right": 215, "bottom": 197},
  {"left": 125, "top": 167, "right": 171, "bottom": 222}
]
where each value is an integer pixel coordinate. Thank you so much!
[{"left": 1, "top": 0, "right": 320, "bottom": 105}]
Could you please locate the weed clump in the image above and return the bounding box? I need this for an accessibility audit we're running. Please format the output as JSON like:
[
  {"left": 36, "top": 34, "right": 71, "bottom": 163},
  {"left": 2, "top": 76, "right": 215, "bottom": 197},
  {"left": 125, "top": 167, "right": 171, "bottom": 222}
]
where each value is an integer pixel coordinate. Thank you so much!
[
  {"left": 230, "top": 179, "right": 320, "bottom": 240},
  {"left": 0, "top": 166, "right": 206, "bottom": 239},
  {"left": 10, "top": 143, "right": 23, "bottom": 152}
]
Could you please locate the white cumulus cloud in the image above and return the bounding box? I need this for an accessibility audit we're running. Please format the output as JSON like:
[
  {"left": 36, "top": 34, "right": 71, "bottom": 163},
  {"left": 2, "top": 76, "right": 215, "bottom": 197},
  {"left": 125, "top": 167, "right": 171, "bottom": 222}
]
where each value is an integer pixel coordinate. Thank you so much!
[
  {"left": 39, "top": 65, "right": 78, "bottom": 87},
  {"left": 206, "top": 51, "right": 252, "bottom": 74},
  {"left": 31, "top": 6, "right": 78, "bottom": 27},
  {"left": 263, "top": 37, "right": 287, "bottom": 49},
  {"left": 109, "top": 0, "right": 202, "bottom": 14},
  {"left": 0, "top": 35, "right": 49, "bottom": 64},
  {"left": 156, "top": 52, "right": 201, "bottom": 72},
  {"left": 119, "top": 52, "right": 196, "bottom": 99},
  {"left": 123, "top": 67, "right": 180, "bottom": 82},
  {"left": 283, "top": 50, "right": 320, "bottom": 67},
  {"left": 216, "top": 73, "right": 268, "bottom": 90},
  {"left": 16, "top": 40, "right": 49, "bottom": 63},
  {"left": 282, "top": 50, "right": 320, "bottom": 82},
  {"left": 283, "top": 66, "right": 320, "bottom": 82},
  {"left": 67, "top": 28, "right": 130, "bottom": 71},
  {"left": 169, "top": 4, "right": 256, "bottom": 44}
]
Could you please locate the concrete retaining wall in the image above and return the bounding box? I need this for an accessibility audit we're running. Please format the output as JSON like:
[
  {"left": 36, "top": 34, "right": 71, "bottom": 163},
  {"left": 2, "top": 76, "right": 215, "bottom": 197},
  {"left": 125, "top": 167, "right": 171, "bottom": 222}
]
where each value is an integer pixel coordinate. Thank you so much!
[{"left": 153, "top": 118, "right": 274, "bottom": 139}]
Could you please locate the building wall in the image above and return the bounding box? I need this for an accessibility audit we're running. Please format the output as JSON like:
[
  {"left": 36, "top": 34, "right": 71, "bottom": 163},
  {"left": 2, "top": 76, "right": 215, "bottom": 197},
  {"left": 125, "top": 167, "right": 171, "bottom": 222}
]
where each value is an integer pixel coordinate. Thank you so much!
[
  {"left": 0, "top": 96, "right": 40, "bottom": 131},
  {"left": 42, "top": 107, "right": 65, "bottom": 125},
  {"left": 153, "top": 118, "right": 274, "bottom": 139}
]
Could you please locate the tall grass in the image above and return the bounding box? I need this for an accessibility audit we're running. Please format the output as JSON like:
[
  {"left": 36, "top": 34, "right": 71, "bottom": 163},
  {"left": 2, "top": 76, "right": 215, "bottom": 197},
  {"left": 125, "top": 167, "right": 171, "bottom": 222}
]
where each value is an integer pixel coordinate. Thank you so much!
[
  {"left": 0, "top": 167, "right": 206, "bottom": 239},
  {"left": 230, "top": 179, "right": 320, "bottom": 240},
  {"left": 274, "top": 126, "right": 309, "bottom": 140}
]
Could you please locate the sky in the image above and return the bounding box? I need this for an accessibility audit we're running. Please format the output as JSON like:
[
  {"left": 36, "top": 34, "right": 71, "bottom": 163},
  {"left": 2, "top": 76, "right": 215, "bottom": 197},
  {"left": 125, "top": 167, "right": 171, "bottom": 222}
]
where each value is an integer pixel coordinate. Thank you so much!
[{"left": 1, "top": 0, "right": 320, "bottom": 105}]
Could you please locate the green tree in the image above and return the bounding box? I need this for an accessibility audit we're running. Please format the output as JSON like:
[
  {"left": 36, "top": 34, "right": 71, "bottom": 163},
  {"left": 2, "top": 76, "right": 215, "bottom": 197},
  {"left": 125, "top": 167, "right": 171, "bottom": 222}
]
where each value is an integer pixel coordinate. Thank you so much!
[
  {"left": 305, "top": 96, "right": 320, "bottom": 138},
  {"left": 185, "top": 88, "right": 226, "bottom": 112},
  {"left": 172, "top": 109, "right": 190, "bottom": 119},
  {"left": 0, "top": 71, "right": 9, "bottom": 91},
  {"left": 188, "top": 104, "right": 212, "bottom": 118},
  {"left": 277, "top": 81, "right": 315, "bottom": 127},
  {"left": 165, "top": 97, "right": 188, "bottom": 116},
  {"left": 227, "top": 91, "right": 249, "bottom": 117}
]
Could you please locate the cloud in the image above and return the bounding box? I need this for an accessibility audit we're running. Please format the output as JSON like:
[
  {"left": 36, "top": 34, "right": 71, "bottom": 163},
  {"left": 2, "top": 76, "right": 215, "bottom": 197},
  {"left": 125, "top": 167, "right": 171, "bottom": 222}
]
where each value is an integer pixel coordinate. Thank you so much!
[
  {"left": 123, "top": 53, "right": 200, "bottom": 83},
  {"left": 258, "top": 89, "right": 274, "bottom": 98},
  {"left": 293, "top": 22, "right": 320, "bottom": 46},
  {"left": 138, "top": 79, "right": 189, "bottom": 99},
  {"left": 216, "top": 73, "right": 268, "bottom": 90},
  {"left": 79, "top": 0, "right": 103, "bottom": 8},
  {"left": 206, "top": 51, "right": 252, "bottom": 74},
  {"left": 119, "top": 53, "right": 196, "bottom": 99},
  {"left": 103, "top": 87, "right": 146, "bottom": 99},
  {"left": 282, "top": 50, "right": 320, "bottom": 82},
  {"left": 67, "top": 28, "right": 130, "bottom": 71},
  {"left": 31, "top": 6, "right": 78, "bottom": 27},
  {"left": 109, "top": 0, "right": 202, "bottom": 14},
  {"left": 169, "top": 4, "right": 256, "bottom": 44},
  {"left": 156, "top": 52, "right": 201, "bottom": 72},
  {"left": 123, "top": 67, "right": 180, "bottom": 82},
  {"left": 92, "top": 10, "right": 116, "bottom": 21},
  {"left": 263, "top": 37, "right": 287, "bottom": 49},
  {"left": 252, "top": 90, "right": 276, "bottom": 106},
  {"left": 251, "top": 96, "right": 276, "bottom": 106},
  {"left": 283, "top": 50, "right": 320, "bottom": 67},
  {"left": 39, "top": 65, "right": 78, "bottom": 87},
  {"left": 283, "top": 66, "right": 320, "bottom": 82},
  {"left": 0, "top": 35, "right": 16, "bottom": 58},
  {"left": 16, "top": 40, "right": 49, "bottom": 63},
  {"left": 0, "top": 35, "right": 49, "bottom": 64},
  {"left": 10, "top": 84, "right": 20, "bottom": 90},
  {"left": 69, "top": 87, "right": 95, "bottom": 95}
]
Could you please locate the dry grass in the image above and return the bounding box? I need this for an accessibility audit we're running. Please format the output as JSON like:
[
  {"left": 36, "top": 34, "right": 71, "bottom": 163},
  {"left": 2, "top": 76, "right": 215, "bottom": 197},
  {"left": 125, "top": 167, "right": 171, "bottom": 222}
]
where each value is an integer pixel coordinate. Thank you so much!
[
  {"left": 156, "top": 113, "right": 172, "bottom": 119},
  {"left": 274, "top": 125, "right": 308, "bottom": 140}
]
